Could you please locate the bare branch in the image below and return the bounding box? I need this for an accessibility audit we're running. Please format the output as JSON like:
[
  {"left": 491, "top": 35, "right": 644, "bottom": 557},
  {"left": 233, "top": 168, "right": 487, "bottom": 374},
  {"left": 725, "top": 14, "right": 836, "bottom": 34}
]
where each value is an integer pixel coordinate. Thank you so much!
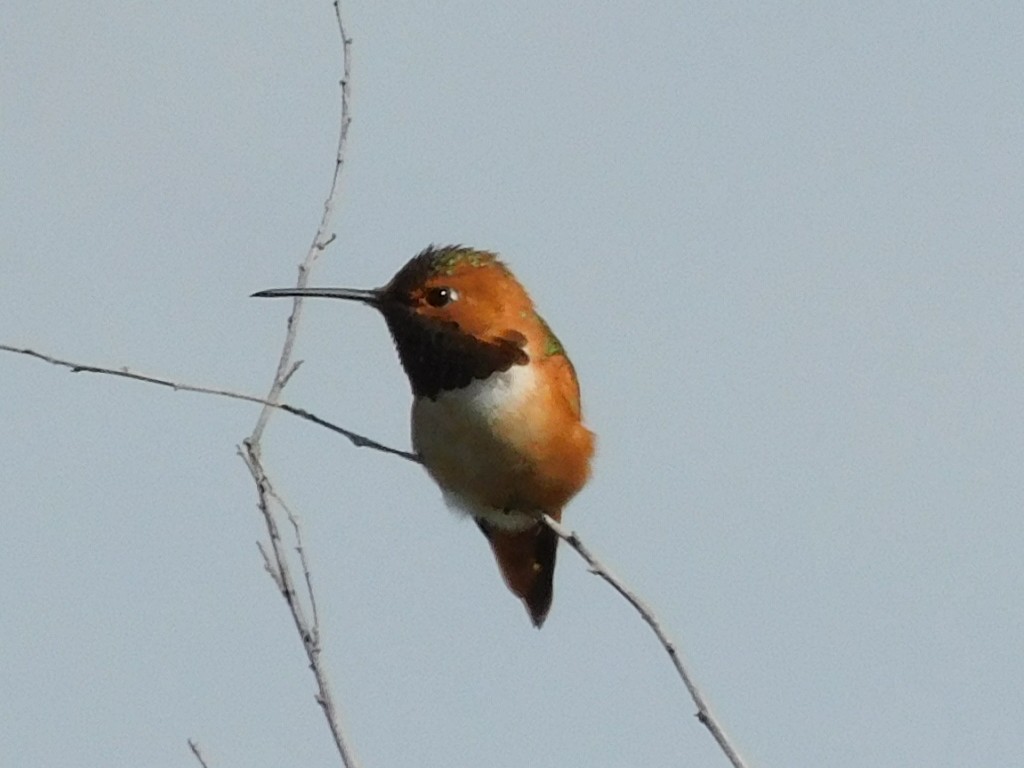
[
  {"left": 541, "top": 515, "right": 749, "bottom": 768},
  {"left": 187, "top": 739, "right": 211, "bottom": 768},
  {"left": 0, "top": 344, "right": 418, "bottom": 464},
  {"left": 7, "top": 6, "right": 746, "bottom": 759},
  {"left": 281, "top": 359, "right": 304, "bottom": 387},
  {"left": 249, "top": 0, "right": 354, "bottom": 445},
  {"left": 3, "top": 334, "right": 747, "bottom": 763},
  {"left": 3, "top": 334, "right": 748, "bottom": 764},
  {"left": 240, "top": 4, "right": 362, "bottom": 767},
  {"left": 9, "top": 2, "right": 748, "bottom": 767},
  {"left": 240, "top": 444, "right": 360, "bottom": 768},
  {"left": 267, "top": 478, "right": 322, "bottom": 638},
  {"left": 257, "top": 540, "right": 285, "bottom": 591}
]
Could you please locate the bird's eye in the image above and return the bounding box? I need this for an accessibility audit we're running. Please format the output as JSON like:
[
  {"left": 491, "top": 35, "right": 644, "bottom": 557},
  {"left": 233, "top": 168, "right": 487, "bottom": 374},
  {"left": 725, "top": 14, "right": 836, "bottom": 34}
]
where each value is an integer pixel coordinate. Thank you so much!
[{"left": 425, "top": 286, "right": 458, "bottom": 307}]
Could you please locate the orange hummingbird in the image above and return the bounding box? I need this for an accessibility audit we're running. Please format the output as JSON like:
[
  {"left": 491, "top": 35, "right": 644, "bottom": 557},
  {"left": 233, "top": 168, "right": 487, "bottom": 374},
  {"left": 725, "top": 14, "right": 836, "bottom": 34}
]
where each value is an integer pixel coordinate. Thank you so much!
[{"left": 253, "top": 245, "right": 595, "bottom": 626}]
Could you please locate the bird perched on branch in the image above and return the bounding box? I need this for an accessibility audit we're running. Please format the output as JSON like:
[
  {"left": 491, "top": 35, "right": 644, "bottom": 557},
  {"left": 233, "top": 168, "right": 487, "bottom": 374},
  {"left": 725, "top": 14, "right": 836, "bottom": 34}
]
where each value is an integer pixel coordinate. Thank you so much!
[{"left": 254, "top": 245, "right": 594, "bottom": 626}]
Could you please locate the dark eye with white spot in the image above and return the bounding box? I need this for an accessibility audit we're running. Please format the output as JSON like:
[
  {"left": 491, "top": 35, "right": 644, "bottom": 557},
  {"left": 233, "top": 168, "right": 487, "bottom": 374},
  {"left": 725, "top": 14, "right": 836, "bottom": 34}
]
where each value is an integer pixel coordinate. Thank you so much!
[{"left": 425, "top": 286, "right": 458, "bottom": 307}]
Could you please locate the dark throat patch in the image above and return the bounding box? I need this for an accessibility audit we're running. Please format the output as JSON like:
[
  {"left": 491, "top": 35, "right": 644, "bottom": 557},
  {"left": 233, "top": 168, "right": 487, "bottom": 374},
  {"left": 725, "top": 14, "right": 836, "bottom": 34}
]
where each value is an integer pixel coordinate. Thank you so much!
[{"left": 381, "top": 309, "right": 529, "bottom": 399}]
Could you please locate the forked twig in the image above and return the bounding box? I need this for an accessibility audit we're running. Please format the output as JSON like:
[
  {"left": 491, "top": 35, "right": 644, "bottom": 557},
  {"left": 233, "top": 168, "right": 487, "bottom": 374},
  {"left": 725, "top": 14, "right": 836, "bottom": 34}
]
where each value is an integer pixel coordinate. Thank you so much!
[
  {"left": 240, "top": 443, "right": 357, "bottom": 764},
  {"left": 268, "top": 471, "right": 323, "bottom": 632}
]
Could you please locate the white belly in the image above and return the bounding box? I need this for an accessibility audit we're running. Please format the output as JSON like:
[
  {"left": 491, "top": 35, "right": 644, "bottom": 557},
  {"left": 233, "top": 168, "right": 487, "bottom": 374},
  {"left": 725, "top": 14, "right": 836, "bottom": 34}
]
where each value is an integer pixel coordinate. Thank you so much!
[{"left": 411, "top": 364, "right": 539, "bottom": 530}]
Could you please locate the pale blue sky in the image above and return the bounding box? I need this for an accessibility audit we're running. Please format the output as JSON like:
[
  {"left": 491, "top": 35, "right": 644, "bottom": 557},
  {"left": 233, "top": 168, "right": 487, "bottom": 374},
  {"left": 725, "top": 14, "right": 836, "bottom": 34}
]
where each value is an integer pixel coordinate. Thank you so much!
[{"left": 3, "top": 2, "right": 1023, "bottom": 766}]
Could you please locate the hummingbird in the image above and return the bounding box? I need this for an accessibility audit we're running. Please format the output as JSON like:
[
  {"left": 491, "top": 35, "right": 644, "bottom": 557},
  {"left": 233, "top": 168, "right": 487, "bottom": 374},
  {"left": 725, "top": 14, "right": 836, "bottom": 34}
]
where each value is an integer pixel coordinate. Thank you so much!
[{"left": 253, "top": 245, "right": 594, "bottom": 626}]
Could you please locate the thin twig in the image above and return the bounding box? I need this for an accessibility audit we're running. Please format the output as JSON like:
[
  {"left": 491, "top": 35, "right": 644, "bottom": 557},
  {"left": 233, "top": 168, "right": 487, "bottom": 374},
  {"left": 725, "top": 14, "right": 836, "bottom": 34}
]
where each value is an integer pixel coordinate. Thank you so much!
[
  {"left": 4, "top": 339, "right": 747, "bottom": 765},
  {"left": 8, "top": 1, "right": 746, "bottom": 766},
  {"left": 240, "top": 444, "right": 359, "bottom": 767},
  {"left": 241, "top": 4, "right": 361, "bottom": 768},
  {"left": 0, "top": 344, "right": 417, "bottom": 463},
  {"left": 187, "top": 739, "right": 211, "bottom": 768},
  {"left": 541, "top": 515, "right": 749, "bottom": 768},
  {"left": 267, "top": 479, "right": 322, "bottom": 638},
  {"left": 249, "top": 0, "right": 354, "bottom": 445},
  {"left": 258, "top": 540, "right": 285, "bottom": 590}
]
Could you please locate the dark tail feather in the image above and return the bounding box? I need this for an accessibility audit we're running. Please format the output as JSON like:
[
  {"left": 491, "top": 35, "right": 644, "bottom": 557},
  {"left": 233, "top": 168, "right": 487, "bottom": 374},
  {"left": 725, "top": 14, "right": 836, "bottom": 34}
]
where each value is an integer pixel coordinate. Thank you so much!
[{"left": 476, "top": 518, "right": 559, "bottom": 627}]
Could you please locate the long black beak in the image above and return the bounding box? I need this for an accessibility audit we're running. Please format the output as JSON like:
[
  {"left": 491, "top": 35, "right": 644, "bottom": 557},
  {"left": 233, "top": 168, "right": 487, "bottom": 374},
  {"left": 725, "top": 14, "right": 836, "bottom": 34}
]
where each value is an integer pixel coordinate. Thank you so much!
[{"left": 251, "top": 286, "right": 382, "bottom": 305}]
